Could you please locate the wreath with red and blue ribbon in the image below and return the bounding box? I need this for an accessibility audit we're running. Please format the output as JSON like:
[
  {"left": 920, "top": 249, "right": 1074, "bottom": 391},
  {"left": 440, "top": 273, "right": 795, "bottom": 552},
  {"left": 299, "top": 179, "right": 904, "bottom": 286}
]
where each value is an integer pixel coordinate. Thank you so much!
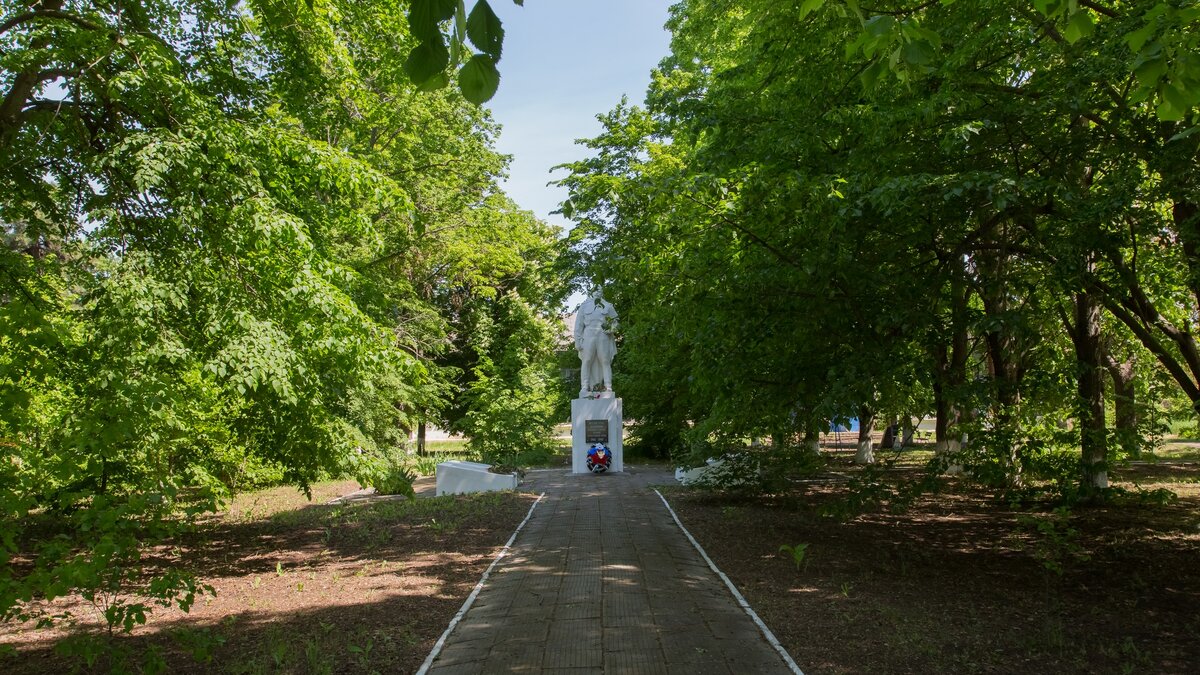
[{"left": 586, "top": 443, "right": 612, "bottom": 473}]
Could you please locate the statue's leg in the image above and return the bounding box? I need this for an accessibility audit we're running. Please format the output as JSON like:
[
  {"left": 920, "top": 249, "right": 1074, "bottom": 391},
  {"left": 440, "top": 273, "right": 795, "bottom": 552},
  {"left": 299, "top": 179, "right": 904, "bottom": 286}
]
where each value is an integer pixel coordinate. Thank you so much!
[
  {"left": 579, "top": 350, "right": 592, "bottom": 397},
  {"left": 601, "top": 361, "right": 613, "bottom": 391}
]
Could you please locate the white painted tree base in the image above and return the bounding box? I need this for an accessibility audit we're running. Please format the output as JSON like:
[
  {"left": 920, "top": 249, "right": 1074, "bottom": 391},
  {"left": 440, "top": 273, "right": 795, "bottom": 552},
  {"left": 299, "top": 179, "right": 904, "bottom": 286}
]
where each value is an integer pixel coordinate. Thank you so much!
[
  {"left": 935, "top": 439, "right": 964, "bottom": 475},
  {"left": 802, "top": 437, "right": 820, "bottom": 455},
  {"left": 855, "top": 440, "right": 875, "bottom": 464}
]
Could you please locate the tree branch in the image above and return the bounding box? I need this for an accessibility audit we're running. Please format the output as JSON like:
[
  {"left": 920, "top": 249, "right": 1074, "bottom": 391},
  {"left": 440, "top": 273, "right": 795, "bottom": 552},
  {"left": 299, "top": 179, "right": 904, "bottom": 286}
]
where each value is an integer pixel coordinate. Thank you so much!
[
  {"left": 1079, "top": 1, "right": 1118, "bottom": 19},
  {"left": 680, "top": 192, "right": 800, "bottom": 268},
  {"left": 1094, "top": 287, "right": 1200, "bottom": 405},
  {"left": 0, "top": 8, "right": 102, "bottom": 36}
]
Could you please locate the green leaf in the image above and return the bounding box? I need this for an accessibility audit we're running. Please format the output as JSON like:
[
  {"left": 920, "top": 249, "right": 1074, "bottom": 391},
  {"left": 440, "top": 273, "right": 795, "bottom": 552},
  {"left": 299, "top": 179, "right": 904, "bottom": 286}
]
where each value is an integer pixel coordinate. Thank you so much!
[
  {"left": 860, "top": 58, "right": 887, "bottom": 90},
  {"left": 409, "top": 0, "right": 457, "bottom": 41},
  {"left": 799, "top": 0, "right": 825, "bottom": 20},
  {"left": 1168, "top": 125, "right": 1200, "bottom": 142},
  {"left": 458, "top": 54, "right": 500, "bottom": 104},
  {"left": 453, "top": 1, "right": 467, "bottom": 65},
  {"left": 902, "top": 40, "right": 933, "bottom": 66},
  {"left": 418, "top": 73, "right": 449, "bottom": 97},
  {"left": 1063, "top": 10, "right": 1094, "bottom": 44},
  {"left": 1157, "top": 98, "right": 1185, "bottom": 121},
  {"left": 404, "top": 37, "right": 450, "bottom": 84},
  {"left": 1133, "top": 55, "right": 1167, "bottom": 88},
  {"left": 1162, "top": 83, "right": 1194, "bottom": 115},
  {"left": 1124, "top": 22, "right": 1157, "bottom": 53},
  {"left": 1032, "top": 0, "right": 1066, "bottom": 17},
  {"left": 864, "top": 15, "right": 896, "bottom": 38},
  {"left": 467, "top": 0, "right": 505, "bottom": 61}
]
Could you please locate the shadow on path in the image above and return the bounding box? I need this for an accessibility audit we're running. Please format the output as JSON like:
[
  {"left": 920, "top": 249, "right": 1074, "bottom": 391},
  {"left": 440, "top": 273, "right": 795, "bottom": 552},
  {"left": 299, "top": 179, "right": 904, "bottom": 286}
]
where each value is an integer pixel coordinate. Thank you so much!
[{"left": 425, "top": 467, "right": 796, "bottom": 674}]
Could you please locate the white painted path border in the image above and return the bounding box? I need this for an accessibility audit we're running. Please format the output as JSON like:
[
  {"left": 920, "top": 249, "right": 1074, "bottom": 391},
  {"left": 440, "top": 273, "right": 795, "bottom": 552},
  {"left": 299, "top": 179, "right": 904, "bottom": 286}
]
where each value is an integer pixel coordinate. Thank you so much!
[
  {"left": 415, "top": 492, "right": 546, "bottom": 675},
  {"left": 654, "top": 489, "right": 805, "bottom": 675}
]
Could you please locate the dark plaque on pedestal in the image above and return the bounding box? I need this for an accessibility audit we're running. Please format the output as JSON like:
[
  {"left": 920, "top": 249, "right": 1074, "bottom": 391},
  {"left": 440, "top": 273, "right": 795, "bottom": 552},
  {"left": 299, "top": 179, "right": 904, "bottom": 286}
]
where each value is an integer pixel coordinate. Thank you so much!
[{"left": 585, "top": 419, "right": 609, "bottom": 444}]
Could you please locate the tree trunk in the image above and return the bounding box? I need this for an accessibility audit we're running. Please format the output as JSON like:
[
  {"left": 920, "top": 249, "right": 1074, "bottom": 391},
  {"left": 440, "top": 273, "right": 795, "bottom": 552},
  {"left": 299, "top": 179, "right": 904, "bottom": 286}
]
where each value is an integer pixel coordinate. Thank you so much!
[
  {"left": 801, "top": 426, "right": 820, "bottom": 455},
  {"left": 0, "top": 0, "right": 66, "bottom": 151},
  {"left": 855, "top": 404, "right": 876, "bottom": 464},
  {"left": 933, "top": 266, "right": 969, "bottom": 463},
  {"left": 1175, "top": 199, "right": 1200, "bottom": 309},
  {"left": 901, "top": 416, "right": 915, "bottom": 447},
  {"left": 1105, "top": 352, "right": 1138, "bottom": 459},
  {"left": 417, "top": 421, "right": 427, "bottom": 455},
  {"left": 983, "top": 295, "right": 1023, "bottom": 485},
  {"left": 880, "top": 414, "right": 898, "bottom": 451},
  {"left": 1073, "top": 288, "right": 1108, "bottom": 492}
]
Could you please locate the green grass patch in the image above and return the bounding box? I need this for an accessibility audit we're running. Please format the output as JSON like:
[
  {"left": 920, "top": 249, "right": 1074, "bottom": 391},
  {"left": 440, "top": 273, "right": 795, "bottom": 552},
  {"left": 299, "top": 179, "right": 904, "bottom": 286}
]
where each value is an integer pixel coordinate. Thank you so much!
[
  {"left": 268, "top": 490, "right": 517, "bottom": 535},
  {"left": 423, "top": 439, "right": 470, "bottom": 453},
  {"left": 1142, "top": 444, "right": 1200, "bottom": 462}
]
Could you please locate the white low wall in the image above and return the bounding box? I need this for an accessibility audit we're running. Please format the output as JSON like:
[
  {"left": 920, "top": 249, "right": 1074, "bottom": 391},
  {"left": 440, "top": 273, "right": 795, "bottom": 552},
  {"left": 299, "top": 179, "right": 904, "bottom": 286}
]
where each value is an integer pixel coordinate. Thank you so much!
[{"left": 435, "top": 460, "right": 519, "bottom": 496}]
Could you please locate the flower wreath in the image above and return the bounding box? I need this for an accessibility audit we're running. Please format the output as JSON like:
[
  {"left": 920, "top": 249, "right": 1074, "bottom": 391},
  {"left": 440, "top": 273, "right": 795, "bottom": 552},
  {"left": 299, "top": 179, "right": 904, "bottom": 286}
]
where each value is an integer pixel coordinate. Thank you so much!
[{"left": 586, "top": 443, "right": 612, "bottom": 473}]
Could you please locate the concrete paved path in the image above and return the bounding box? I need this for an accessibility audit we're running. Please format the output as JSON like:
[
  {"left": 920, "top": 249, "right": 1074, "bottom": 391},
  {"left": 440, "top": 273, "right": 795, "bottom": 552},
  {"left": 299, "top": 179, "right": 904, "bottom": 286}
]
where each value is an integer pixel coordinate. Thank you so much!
[{"left": 423, "top": 467, "right": 796, "bottom": 674}]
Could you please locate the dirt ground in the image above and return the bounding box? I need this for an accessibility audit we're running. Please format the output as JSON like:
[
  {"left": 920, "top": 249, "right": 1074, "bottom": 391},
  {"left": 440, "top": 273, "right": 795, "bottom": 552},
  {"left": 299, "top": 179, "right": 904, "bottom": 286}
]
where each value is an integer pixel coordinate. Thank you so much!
[
  {"left": 5, "top": 448, "right": 1200, "bottom": 674},
  {"left": 666, "top": 452, "right": 1200, "bottom": 674},
  {"left": 0, "top": 481, "right": 537, "bottom": 674}
]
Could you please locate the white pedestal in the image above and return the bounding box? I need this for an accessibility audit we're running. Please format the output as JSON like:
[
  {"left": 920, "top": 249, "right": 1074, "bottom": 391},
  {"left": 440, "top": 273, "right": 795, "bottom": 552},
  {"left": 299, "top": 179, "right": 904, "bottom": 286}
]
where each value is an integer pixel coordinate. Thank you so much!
[
  {"left": 435, "top": 461, "right": 519, "bottom": 496},
  {"left": 571, "top": 397, "right": 623, "bottom": 473}
]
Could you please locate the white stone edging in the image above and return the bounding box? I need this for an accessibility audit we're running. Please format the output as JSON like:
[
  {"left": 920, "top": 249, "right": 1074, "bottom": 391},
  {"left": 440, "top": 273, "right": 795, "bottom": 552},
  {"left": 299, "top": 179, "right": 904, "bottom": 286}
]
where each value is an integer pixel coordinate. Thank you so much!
[
  {"left": 415, "top": 491, "right": 546, "bottom": 675},
  {"left": 653, "top": 488, "right": 805, "bottom": 675}
]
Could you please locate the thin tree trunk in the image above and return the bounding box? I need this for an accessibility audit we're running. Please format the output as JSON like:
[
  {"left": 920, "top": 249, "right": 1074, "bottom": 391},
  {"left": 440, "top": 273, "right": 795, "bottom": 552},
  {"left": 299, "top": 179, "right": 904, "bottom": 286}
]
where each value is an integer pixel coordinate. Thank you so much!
[
  {"left": 880, "top": 414, "right": 898, "bottom": 450},
  {"left": 1105, "top": 352, "right": 1138, "bottom": 459},
  {"left": 933, "top": 267, "right": 969, "bottom": 461},
  {"left": 417, "top": 421, "right": 427, "bottom": 455},
  {"left": 1073, "top": 289, "right": 1108, "bottom": 492},
  {"left": 901, "top": 416, "right": 915, "bottom": 447},
  {"left": 983, "top": 296, "right": 1023, "bottom": 485},
  {"left": 855, "top": 404, "right": 876, "bottom": 464}
]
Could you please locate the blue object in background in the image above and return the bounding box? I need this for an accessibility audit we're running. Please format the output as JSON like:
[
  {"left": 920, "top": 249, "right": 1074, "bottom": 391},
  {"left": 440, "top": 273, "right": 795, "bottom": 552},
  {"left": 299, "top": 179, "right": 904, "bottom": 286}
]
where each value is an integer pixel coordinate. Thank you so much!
[{"left": 829, "top": 418, "right": 860, "bottom": 433}]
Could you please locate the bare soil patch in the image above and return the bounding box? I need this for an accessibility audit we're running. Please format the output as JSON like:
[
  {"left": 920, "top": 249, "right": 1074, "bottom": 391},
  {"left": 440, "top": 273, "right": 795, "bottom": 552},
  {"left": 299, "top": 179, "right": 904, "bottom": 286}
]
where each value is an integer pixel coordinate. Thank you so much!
[
  {"left": 665, "top": 459, "right": 1200, "bottom": 674},
  {"left": 1, "top": 481, "right": 536, "bottom": 674}
]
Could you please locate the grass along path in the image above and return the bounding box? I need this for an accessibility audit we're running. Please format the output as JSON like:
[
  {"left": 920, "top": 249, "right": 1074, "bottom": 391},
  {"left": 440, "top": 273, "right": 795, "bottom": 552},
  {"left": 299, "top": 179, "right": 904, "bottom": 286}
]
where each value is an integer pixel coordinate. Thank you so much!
[
  {"left": 664, "top": 461, "right": 1200, "bottom": 674},
  {"left": 0, "top": 481, "right": 537, "bottom": 674}
]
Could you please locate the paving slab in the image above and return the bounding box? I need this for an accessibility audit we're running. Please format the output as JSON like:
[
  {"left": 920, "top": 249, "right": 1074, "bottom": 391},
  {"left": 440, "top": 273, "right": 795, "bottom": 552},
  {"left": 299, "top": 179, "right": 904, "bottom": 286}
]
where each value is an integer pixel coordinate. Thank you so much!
[{"left": 423, "top": 467, "right": 797, "bottom": 674}]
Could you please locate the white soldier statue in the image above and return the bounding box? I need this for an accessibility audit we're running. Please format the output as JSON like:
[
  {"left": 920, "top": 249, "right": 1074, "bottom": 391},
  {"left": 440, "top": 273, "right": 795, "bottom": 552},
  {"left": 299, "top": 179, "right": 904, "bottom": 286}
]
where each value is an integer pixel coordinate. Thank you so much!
[{"left": 574, "top": 287, "right": 618, "bottom": 398}]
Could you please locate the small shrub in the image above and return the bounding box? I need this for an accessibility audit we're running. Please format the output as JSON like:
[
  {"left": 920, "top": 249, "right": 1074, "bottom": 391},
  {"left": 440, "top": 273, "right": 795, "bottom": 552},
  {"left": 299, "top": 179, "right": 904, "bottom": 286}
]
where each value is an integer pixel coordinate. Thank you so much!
[
  {"left": 1014, "top": 506, "right": 1091, "bottom": 575},
  {"left": 1171, "top": 419, "right": 1200, "bottom": 441},
  {"left": 171, "top": 626, "right": 227, "bottom": 665},
  {"left": 360, "top": 450, "right": 414, "bottom": 497},
  {"left": 778, "top": 543, "right": 810, "bottom": 571}
]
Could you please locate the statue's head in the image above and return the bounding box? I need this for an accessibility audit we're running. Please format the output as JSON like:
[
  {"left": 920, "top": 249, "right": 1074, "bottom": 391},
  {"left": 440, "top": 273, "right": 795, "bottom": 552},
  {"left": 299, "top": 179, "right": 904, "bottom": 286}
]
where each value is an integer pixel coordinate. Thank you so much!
[{"left": 589, "top": 285, "right": 605, "bottom": 301}]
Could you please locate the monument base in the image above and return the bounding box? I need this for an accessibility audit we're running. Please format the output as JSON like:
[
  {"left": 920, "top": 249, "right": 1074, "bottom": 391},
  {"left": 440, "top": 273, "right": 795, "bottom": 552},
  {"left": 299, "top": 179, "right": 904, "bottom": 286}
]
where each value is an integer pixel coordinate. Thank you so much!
[{"left": 571, "top": 397, "right": 623, "bottom": 474}]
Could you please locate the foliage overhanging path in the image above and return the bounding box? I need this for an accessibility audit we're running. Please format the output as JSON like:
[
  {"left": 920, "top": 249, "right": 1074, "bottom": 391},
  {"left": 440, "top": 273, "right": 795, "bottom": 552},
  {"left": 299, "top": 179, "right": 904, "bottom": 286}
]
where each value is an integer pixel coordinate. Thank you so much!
[{"left": 1, "top": 0, "right": 567, "bottom": 655}]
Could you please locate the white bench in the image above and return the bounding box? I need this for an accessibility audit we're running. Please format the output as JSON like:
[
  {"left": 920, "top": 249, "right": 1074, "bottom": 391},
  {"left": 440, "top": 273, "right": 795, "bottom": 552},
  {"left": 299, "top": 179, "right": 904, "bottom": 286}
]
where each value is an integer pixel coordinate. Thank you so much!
[{"left": 435, "top": 460, "right": 519, "bottom": 496}]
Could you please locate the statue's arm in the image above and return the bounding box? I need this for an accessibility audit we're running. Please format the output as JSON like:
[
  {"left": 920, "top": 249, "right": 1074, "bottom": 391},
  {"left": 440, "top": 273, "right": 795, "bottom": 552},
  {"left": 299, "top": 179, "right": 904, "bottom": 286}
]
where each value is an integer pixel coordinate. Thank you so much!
[{"left": 606, "top": 304, "right": 619, "bottom": 333}]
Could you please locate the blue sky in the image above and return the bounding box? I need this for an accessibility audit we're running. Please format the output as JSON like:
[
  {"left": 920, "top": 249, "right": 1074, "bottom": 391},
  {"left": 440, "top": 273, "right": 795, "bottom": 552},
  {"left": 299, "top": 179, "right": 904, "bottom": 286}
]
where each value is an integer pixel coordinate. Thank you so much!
[{"left": 485, "top": 0, "right": 675, "bottom": 232}]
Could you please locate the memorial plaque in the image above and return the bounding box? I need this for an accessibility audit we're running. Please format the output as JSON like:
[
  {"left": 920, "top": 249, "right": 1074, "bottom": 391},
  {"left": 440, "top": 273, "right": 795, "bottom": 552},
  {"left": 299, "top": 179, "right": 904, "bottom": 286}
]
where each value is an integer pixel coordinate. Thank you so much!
[{"left": 585, "top": 419, "right": 609, "bottom": 444}]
